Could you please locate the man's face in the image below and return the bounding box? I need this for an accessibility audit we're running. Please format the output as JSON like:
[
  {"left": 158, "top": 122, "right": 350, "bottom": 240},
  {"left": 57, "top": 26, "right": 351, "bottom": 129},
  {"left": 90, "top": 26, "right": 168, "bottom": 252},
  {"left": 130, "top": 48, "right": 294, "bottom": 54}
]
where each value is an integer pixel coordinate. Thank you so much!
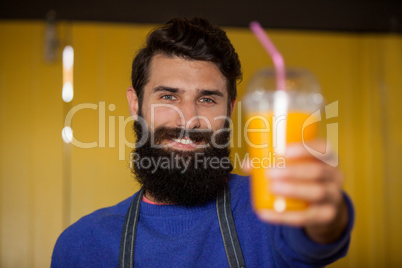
[
  {"left": 127, "top": 54, "right": 235, "bottom": 205},
  {"left": 128, "top": 54, "right": 232, "bottom": 147}
]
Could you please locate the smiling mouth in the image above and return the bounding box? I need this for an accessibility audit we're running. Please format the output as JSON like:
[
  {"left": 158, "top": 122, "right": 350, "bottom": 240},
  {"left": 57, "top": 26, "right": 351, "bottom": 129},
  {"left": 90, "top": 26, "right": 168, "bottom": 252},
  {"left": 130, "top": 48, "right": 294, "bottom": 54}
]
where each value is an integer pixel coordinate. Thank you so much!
[
  {"left": 167, "top": 137, "right": 207, "bottom": 150},
  {"left": 171, "top": 138, "right": 195, "bottom": 145}
]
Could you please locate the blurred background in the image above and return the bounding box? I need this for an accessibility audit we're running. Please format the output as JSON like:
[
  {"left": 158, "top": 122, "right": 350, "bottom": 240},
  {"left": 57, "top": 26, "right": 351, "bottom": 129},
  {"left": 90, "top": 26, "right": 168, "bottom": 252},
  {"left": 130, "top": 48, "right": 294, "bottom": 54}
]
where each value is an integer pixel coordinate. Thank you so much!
[{"left": 1, "top": 1, "right": 401, "bottom": 267}]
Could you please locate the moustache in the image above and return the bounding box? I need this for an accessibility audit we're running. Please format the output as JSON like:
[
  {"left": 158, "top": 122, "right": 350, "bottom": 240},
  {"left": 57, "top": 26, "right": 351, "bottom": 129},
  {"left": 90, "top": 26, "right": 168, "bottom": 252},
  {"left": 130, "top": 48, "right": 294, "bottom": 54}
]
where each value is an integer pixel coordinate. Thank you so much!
[
  {"left": 134, "top": 120, "right": 231, "bottom": 150},
  {"left": 152, "top": 126, "right": 214, "bottom": 144}
]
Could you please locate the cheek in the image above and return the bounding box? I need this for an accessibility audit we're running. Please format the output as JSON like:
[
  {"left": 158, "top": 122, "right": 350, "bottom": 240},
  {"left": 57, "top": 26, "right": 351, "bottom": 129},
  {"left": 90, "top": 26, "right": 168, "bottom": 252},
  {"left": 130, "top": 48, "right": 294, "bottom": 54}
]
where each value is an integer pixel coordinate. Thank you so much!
[
  {"left": 200, "top": 107, "right": 230, "bottom": 131},
  {"left": 143, "top": 106, "right": 180, "bottom": 128}
]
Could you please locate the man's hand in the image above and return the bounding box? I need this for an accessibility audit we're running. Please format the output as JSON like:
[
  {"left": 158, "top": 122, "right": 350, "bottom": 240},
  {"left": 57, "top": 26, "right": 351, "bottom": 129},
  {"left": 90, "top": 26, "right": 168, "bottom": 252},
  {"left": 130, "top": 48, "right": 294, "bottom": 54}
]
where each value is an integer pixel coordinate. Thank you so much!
[{"left": 246, "top": 139, "right": 349, "bottom": 244}]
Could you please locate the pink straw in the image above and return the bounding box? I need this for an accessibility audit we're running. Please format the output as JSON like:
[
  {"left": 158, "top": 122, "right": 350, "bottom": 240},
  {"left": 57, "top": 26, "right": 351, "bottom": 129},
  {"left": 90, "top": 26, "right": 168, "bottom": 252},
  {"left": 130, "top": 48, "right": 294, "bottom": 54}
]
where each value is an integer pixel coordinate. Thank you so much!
[{"left": 249, "top": 21, "right": 286, "bottom": 91}]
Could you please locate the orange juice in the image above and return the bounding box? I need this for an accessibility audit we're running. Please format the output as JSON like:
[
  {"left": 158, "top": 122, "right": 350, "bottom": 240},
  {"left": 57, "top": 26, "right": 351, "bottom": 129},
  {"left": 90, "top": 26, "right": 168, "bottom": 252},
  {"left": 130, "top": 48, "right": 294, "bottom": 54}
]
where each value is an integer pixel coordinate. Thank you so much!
[{"left": 246, "top": 111, "right": 318, "bottom": 211}]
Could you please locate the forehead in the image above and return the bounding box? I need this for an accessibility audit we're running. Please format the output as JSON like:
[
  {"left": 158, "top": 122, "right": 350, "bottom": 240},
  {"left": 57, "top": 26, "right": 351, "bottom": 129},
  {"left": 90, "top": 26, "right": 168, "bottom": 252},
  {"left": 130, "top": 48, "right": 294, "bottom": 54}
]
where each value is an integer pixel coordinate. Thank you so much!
[{"left": 146, "top": 54, "right": 228, "bottom": 95}]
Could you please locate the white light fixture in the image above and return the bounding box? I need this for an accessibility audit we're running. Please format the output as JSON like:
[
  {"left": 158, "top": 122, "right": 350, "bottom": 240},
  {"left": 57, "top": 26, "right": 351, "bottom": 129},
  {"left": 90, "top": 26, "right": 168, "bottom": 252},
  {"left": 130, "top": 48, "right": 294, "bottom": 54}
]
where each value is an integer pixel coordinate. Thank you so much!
[
  {"left": 63, "top": 46, "right": 74, "bottom": 70},
  {"left": 62, "top": 45, "right": 74, "bottom": 103},
  {"left": 62, "top": 81, "right": 74, "bottom": 103},
  {"left": 61, "top": 126, "right": 73, "bottom": 144}
]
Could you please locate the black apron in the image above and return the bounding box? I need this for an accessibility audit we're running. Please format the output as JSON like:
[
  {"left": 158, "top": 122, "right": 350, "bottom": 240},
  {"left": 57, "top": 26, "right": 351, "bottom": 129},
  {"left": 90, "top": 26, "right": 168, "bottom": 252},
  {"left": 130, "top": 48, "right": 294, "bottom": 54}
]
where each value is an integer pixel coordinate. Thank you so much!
[{"left": 118, "top": 187, "right": 246, "bottom": 268}]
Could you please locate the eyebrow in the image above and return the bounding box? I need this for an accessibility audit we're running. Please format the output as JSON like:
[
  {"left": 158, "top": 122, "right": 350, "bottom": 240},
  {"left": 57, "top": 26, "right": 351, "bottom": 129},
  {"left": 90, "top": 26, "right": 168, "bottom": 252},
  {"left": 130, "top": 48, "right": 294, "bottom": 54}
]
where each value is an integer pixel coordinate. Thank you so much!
[
  {"left": 152, "top": 86, "right": 224, "bottom": 98},
  {"left": 198, "top": 89, "right": 224, "bottom": 98},
  {"left": 153, "top": 86, "right": 181, "bottom": 94}
]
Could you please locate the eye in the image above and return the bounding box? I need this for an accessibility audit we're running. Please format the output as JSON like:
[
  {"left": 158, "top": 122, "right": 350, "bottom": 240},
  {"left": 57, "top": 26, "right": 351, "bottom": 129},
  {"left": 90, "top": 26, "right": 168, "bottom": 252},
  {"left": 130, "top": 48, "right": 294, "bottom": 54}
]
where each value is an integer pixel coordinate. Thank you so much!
[
  {"left": 199, "top": 98, "right": 215, "bottom": 104},
  {"left": 161, "top": 95, "right": 177, "bottom": 101}
]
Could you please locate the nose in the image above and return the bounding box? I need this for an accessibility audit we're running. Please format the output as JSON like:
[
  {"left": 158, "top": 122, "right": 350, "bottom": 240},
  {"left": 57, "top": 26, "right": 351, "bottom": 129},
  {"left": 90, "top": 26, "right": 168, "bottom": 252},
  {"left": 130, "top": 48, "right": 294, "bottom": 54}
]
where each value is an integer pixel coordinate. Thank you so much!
[{"left": 175, "top": 101, "right": 201, "bottom": 129}]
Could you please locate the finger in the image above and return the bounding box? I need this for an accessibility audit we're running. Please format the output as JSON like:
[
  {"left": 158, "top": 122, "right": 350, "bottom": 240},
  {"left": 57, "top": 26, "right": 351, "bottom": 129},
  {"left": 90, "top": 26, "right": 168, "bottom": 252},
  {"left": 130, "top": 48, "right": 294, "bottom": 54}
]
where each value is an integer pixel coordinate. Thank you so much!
[
  {"left": 270, "top": 181, "right": 332, "bottom": 203},
  {"left": 256, "top": 209, "right": 308, "bottom": 227},
  {"left": 256, "top": 204, "right": 337, "bottom": 227},
  {"left": 270, "top": 181, "right": 328, "bottom": 202},
  {"left": 268, "top": 161, "right": 341, "bottom": 182},
  {"left": 285, "top": 139, "right": 335, "bottom": 160}
]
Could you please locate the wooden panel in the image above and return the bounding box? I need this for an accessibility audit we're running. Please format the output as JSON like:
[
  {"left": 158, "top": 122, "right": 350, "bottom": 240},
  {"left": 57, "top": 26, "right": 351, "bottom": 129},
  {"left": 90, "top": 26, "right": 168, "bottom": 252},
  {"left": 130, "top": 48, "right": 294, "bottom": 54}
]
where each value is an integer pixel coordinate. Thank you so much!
[{"left": 0, "top": 21, "right": 63, "bottom": 267}]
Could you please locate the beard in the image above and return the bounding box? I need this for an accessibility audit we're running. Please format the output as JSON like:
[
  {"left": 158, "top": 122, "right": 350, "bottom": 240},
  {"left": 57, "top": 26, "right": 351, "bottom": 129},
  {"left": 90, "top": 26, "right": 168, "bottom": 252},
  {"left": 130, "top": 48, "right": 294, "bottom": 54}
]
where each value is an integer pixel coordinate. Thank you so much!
[{"left": 130, "top": 119, "right": 233, "bottom": 206}]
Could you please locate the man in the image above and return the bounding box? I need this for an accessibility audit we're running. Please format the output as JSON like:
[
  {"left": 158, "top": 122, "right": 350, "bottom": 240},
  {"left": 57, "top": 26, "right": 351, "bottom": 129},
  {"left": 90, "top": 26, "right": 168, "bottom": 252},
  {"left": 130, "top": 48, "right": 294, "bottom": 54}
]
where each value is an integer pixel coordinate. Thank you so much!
[{"left": 52, "top": 17, "right": 353, "bottom": 267}]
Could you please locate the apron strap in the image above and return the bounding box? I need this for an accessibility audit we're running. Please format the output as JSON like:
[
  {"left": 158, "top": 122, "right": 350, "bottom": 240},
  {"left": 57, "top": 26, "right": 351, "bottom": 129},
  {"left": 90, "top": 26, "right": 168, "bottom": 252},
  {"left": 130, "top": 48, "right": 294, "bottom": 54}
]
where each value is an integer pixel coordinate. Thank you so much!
[
  {"left": 217, "top": 187, "right": 246, "bottom": 268},
  {"left": 118, "top": 187, "right": 246, "bottom": 268},
  {"left": 118, "top": 188, "right": 144, "bottom": 268}
]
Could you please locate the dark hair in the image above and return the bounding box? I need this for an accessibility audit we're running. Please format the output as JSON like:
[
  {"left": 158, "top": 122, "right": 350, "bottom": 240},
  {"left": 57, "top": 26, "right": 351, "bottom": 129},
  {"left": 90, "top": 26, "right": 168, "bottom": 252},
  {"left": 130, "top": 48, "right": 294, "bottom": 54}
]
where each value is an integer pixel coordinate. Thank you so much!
[{"left": 131, "top": 17, "right": 242, "bottom": 111}]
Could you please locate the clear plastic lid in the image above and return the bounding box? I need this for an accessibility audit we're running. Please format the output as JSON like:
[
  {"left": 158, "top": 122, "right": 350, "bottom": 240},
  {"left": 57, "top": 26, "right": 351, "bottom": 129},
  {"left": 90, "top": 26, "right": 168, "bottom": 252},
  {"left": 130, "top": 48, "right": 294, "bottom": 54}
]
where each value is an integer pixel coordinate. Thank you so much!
[{"left": 243, "top": 68, "right": 324, "bottom": 112}]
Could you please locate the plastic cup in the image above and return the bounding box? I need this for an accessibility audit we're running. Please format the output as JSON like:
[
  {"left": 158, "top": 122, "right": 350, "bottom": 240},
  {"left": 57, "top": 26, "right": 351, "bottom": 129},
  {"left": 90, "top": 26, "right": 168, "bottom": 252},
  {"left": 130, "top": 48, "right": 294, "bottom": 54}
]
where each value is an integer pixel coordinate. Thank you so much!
[{"left": 243, "top": 68, "right": 324, "bottom": 212}]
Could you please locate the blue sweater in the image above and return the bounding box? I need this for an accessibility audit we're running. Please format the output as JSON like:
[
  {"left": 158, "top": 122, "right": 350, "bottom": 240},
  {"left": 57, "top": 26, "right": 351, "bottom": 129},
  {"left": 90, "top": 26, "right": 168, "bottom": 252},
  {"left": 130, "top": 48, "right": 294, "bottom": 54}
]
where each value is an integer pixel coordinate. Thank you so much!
[{"left": 51, "top": 174, "right": 353, "bottom": 267}]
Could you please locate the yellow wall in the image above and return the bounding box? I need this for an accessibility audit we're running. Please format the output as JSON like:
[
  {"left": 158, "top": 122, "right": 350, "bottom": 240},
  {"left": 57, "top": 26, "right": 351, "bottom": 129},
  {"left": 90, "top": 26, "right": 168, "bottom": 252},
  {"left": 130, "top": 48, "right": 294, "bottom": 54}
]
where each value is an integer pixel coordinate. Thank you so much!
[{"left": 0, "top": 20, "right": 401, "bottom": 267}]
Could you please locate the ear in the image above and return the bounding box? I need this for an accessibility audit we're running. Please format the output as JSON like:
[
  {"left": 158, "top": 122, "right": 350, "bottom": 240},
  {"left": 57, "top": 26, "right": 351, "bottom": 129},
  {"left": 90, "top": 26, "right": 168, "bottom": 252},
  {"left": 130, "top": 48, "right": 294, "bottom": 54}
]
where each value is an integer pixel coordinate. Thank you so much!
[
  {"left": 229, "top": 98, "right": 236, "bottom": 117},
  {"left": 127, "top": 86, "right": 139, "bottom": 120}
]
